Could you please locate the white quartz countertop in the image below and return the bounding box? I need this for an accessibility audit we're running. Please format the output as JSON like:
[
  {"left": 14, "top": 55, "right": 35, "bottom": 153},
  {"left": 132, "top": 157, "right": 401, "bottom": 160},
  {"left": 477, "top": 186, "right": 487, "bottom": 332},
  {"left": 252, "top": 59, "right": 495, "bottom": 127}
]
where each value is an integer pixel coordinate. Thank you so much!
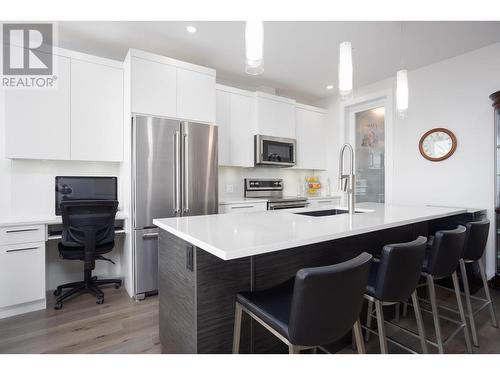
[
  {"left": 0, "top": 211, "right": 128, "bottom": 227},
  {"left": 153, "top": 203, "right": 466, "bottom": 261}
]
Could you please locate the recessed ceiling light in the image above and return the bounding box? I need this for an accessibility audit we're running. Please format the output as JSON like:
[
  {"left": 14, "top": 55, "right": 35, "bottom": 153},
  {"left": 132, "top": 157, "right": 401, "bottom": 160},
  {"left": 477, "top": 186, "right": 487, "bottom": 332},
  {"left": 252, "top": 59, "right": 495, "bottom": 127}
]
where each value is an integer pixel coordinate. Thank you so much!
[
  {"left": 186, "top": 26, "right": 197, "bottom": 33},
  {"left": 326, "top": 85, "right": 334, "bottom": 90}
]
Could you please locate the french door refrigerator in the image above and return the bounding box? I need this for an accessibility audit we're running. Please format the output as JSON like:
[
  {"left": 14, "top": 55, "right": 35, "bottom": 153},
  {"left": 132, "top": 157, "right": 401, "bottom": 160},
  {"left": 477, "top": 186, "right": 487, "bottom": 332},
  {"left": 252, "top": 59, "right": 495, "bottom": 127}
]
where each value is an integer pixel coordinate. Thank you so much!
[{"left": 132, "top": 114, "right": 218, "bottom": 299}]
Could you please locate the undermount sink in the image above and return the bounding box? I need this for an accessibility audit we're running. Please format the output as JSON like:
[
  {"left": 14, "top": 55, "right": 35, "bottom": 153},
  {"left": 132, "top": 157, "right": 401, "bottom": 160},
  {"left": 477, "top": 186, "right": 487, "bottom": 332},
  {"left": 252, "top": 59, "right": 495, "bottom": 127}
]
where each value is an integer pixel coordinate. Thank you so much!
[{"left": 294, "top": 209, "right": 365, "bottom": 217}]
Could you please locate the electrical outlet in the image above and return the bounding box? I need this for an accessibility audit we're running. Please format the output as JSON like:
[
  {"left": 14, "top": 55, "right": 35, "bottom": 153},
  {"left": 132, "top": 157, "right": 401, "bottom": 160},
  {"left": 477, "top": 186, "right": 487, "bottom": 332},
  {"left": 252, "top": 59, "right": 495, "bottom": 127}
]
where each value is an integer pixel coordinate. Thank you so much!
[{"left": 226, "top": 184, "right": 234, "bottom": 193}]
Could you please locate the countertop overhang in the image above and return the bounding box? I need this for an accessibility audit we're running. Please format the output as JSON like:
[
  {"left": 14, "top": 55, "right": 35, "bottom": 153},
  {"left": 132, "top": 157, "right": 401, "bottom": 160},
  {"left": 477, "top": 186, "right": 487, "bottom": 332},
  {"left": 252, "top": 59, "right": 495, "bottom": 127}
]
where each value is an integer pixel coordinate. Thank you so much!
[{"left": 153, "top": 203, "right": 467, "bottom": 261}]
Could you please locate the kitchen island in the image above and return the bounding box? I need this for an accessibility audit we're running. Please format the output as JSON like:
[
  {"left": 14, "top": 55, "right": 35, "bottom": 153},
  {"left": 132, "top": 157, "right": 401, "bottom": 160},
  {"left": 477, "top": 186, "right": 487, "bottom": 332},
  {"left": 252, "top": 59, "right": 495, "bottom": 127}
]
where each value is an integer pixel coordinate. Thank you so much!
[{"left": 153, "top": 203, "right": 467, "bottom": 354}]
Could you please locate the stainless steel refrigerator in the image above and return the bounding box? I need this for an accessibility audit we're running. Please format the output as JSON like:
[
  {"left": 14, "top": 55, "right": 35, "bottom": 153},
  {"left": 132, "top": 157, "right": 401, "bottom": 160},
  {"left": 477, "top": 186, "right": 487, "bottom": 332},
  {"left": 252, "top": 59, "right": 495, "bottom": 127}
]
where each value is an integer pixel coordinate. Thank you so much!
[{"left": 132, "top": 115, "right": 218, "bottom": 299}]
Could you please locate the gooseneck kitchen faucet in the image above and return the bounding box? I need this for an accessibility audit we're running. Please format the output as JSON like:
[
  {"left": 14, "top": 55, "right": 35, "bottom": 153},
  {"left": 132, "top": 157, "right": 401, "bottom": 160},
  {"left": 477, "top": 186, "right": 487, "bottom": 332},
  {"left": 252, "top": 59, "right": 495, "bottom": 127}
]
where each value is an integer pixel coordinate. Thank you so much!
[{"left": 339, "top": 143, "right": 356, "bottom": 214}]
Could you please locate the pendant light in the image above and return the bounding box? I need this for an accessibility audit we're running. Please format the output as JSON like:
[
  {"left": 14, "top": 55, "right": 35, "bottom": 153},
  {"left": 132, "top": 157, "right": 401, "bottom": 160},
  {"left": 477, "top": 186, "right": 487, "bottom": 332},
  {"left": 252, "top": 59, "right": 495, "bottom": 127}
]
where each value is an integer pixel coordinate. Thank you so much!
[
  {"left": 396, "top": 69, "right": 409, "bottom": 118},
  {"left": 338, "top": 41, "right": 353, "bottom": 99},
  {"left": 245, "top": 21, "right": 264, "bottom": 75},
  {"left": 396, "top": 22, "right": 409, "bottom": 118}
]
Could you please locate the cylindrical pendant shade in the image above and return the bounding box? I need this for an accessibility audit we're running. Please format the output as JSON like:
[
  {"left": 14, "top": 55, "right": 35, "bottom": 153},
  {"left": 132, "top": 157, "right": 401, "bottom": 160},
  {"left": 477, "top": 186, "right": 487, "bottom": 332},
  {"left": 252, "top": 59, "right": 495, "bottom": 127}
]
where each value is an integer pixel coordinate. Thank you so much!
[
  {"left": 245, "top": 21, "right": 264, "bottom": 75},
  {"left": 396, "top": 69, "right": 409, "bottom": 118},
  {"left": 338, "top": 41, "right": 353, "bottom": 98}
]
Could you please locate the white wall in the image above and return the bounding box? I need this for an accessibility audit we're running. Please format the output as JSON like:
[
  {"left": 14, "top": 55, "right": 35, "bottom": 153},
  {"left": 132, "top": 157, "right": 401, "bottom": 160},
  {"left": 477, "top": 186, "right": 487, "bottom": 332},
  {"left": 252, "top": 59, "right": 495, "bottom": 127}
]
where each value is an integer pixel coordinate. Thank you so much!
[{"left": 319, "top": 42, "right": 500, "bottom": 277}]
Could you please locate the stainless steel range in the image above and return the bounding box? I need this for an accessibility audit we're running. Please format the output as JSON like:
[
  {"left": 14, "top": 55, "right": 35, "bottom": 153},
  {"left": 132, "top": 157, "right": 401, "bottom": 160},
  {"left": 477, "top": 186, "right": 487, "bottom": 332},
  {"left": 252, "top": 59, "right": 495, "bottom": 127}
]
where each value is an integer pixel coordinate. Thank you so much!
[{"left": 244, "top": 178, "right": 308, "bottom": 210}]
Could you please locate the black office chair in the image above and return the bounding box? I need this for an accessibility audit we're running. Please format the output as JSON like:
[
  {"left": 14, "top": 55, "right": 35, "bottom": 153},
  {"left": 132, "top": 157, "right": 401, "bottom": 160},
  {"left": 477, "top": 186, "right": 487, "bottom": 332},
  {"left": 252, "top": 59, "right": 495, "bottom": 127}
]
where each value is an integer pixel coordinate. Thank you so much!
[
  {"left": 232, "top": 252, "right": 373, "bottom": 354},
  {"left": 54, "top": 200, "right": 122, "bottom": 309}
]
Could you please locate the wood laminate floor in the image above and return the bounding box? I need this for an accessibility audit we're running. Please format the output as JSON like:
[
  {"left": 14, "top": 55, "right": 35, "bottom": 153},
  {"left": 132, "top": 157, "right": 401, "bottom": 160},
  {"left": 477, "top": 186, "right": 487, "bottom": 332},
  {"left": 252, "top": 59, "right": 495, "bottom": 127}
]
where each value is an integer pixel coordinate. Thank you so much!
[
  {"left": 1, "top": 286, "right": 499, "bottom": 354},
  {"left": 0, "top": 287, "right": 160, "bottom": 354}
]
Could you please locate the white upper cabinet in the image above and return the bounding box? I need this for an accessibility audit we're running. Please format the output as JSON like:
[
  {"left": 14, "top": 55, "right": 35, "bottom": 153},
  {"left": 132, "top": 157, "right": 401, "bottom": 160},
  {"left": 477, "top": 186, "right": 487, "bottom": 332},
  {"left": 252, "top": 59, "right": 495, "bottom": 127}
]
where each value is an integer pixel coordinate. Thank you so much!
[
  {"left": 131, "top": 56, "right": 177, "bottom": 118},
  {"left": 129, "top": 49, "right": 216, "bottom": 124},
  {"left": 295, "top": 104, "right": 327, "bottom": 170},
  {"left": 216, "top": 85, "right": 255, "bottom": 167},
  {"left": 216, "top": 89, "right": 230, "bottom": 165},
  {"left": 255, "top": 92, "right": 296, "bottom": 139},
  {"left": 229, "top": 92, "right": 255, "bottom": 167},
  {"left": 177, "top": 68, "right": 216, "bottom": 123},
  {"left": 4, "top": 47, "right": 124, "bottom": 162},
  {"left": 71, "top": 59, "right": 124, "bottom": 161},
  {"left": 5, "top": 52, "right": 71, "bottom": 160}
]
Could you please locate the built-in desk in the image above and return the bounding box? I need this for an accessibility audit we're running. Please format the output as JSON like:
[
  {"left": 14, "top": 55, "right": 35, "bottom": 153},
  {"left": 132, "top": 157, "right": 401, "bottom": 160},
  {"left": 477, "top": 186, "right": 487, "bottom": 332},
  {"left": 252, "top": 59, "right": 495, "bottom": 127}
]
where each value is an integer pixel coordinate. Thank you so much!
[{"left": 0, "top": 212, "right": 127, "bottom": 319}]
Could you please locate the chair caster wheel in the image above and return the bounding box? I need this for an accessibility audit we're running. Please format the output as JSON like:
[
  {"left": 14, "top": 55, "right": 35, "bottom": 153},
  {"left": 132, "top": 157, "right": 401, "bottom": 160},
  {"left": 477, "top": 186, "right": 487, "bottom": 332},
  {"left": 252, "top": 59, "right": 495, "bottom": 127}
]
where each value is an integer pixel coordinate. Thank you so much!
[
  {"left": 114, "top": 283, "right": 121, "bottom": 289},
  {"left": 54, "top": 302, "right": 63, "bottom": 310},
  {"left": 53, "top": 289, "right": 62, "bottom": 296},
  {"left": 96, "top": 297, "right": 104, "bottom": 304}
]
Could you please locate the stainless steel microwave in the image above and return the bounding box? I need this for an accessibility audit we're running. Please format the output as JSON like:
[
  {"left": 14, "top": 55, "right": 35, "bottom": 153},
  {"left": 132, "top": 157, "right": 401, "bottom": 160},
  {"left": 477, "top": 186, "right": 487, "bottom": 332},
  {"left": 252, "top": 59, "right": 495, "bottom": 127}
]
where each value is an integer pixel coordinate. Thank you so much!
[{"left": 254, "top": 135, "right": 296, "bottom": 167}]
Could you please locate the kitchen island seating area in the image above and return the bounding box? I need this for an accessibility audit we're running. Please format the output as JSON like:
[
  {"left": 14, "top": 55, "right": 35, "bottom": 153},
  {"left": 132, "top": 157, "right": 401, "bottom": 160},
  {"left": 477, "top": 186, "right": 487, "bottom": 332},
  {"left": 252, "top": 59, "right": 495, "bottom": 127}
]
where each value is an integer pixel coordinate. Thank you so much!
[
  {"left": 232, "top": 252, "right": 373, "bottom": 354},
  {"left": 155, "top": 204, "right": 496, "bottom": 354},
  {"left": 231, "top": 222, "right": 498, "bottom": 354}
]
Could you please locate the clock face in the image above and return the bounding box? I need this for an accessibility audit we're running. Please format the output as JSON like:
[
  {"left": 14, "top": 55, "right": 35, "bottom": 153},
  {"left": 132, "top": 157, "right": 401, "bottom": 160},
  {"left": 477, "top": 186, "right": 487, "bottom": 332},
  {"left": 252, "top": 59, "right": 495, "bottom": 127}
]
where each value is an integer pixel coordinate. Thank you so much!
[{"left": 419, "top": 128, "right": 457, "bottom": 161}]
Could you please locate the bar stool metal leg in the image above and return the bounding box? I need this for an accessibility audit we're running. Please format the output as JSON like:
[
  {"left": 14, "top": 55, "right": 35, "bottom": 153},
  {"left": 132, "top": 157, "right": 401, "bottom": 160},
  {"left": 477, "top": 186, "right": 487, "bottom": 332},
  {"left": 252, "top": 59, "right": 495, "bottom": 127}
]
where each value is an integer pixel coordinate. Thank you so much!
[
  {"left": 365, "top": 299, "right": 373, "bottom": 342},
  {"left": 232, "top": 302, "right": 243, "bottom": 354},
  {"left": 402, "top": 300, "right": 408, "bottom": 318},
  {"left": 411, "top": 290, "right": 428, "bottom": 354},
  {"left": 352, "top": 319, "right": 366, "bottom": 354},
  {"left": 289, "top": 345, "right": 301, "bottom": 354},
  {"left": 395, "top": 303, "right": 400, "bottom": 323},
  {"left": 374, "top": 300, "right": 389, "bottom": 354},
  {"left": 459, "top": 259, "right": 479, "bottom": 347},
  {"left": 452, "top": 271, "right": 473, "bottom": 353},
  {"left": 427, "top": 274, "right": 444, "bottom": 354},
  {"left": 478, "top": 259, "right": 499, "bottom": 328}
]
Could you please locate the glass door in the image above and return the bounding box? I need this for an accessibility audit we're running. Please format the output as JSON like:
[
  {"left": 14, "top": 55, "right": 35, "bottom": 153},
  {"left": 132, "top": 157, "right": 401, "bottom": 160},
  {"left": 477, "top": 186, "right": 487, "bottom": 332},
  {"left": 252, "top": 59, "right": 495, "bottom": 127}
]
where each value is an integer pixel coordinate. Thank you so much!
[{"left": 354, "top": 107, "right": 385, "bottom": 203}]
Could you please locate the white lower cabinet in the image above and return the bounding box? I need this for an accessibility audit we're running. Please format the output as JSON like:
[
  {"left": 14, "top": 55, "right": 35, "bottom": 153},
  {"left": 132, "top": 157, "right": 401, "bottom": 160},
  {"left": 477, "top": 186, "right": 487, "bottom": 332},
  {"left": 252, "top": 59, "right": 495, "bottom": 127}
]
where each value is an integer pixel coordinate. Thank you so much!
[
  {"left": 0, "top": 242, "right": 45, "bottom": 310},
  {"left": 219, "top": 202, "right": 267, "bottom": 214}
]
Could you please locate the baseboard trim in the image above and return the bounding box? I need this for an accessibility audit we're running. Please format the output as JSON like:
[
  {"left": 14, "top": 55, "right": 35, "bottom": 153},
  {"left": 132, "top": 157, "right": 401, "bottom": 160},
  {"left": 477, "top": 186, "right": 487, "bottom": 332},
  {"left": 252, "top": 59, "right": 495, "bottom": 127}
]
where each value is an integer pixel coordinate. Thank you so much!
[{"left": 0, "top": 299, "right": 46, "bottom": 319}]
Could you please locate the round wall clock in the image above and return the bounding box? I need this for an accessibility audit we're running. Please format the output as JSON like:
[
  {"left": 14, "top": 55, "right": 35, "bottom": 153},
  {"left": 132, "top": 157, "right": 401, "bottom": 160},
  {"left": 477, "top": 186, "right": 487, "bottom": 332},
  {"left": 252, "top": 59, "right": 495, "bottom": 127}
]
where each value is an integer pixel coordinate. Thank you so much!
[{"left": 419, "top": 128, "right": 457, "bottom": 161}]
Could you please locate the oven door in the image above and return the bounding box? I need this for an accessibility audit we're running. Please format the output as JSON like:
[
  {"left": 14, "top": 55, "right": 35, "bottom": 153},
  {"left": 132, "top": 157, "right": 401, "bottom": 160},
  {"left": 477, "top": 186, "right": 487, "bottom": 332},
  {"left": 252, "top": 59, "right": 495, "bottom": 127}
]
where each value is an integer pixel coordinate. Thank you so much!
[
  {"left": 268, "top": 201, "right": 308, "bottom": 210},
  {"left": 255, "top": 135, "right": 296, "bottom": 167}
]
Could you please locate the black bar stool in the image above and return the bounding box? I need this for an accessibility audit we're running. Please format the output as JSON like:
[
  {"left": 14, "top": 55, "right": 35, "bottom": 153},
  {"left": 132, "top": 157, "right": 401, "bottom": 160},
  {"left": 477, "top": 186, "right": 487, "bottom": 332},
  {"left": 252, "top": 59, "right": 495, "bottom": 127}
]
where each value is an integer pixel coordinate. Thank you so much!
[
  {"left": 458, "top": 220, "right": 498, "bottom": 346},
  {"left": 363, "top": 236, "right": 428, "bottom": 354},
  {"left": 410, "top": 225, "right": 473, "bottom": 353},
  {"left": 232, "top": 252, "right": 373, "bottom": 354}
]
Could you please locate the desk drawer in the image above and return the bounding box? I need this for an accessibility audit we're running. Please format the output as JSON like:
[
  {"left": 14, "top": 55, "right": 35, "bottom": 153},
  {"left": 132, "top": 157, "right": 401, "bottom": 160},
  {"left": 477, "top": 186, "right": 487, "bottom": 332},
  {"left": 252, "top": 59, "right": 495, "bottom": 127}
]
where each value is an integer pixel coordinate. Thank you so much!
[
  {"left": 0, "top": 242, "right": 46, "bottom": 308},
  {"left": 0, "top": 225, "right": 45, "bottom": 245}
]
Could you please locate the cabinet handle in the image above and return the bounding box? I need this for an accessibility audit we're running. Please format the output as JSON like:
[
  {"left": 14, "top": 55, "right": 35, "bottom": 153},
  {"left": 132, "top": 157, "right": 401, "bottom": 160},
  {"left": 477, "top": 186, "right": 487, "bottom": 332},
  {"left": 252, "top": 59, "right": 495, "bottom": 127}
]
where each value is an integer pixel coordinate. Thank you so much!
[
  {"left": 6, "top": 247, "right": 39, "bottom": 253},
  {"left": 183, "top": 133, "right": 190, "bottom": 214},
  {"left": 142, "top": 233, "right": 158, "bottom": 240},
  {"left": 173, "top": 131, "right": 181, "bottom": 215},
  {"left": 5, "top": 228, "right": 39, "bottom": 233},
  {"left": 317, "top": 200, "right": 333, "bottom": 204},
  {"left": 231, "top": 205, "right": 255, "bottom": 209}
]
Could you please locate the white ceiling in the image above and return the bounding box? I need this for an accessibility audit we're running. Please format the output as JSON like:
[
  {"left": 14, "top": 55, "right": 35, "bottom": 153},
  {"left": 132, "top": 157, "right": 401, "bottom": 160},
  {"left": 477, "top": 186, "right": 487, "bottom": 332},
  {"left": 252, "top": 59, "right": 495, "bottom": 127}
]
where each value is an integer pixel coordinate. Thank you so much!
[{"left": 58, "top": 21, "right": 500, "bottom": 102}]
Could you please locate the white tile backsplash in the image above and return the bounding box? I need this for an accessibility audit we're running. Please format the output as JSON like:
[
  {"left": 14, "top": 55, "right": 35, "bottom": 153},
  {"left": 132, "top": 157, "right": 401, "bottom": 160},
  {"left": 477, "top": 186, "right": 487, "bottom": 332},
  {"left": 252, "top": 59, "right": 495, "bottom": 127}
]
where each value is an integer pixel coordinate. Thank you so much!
[{"left": 218, "top": 166, "right": 317, "bottom": 201}]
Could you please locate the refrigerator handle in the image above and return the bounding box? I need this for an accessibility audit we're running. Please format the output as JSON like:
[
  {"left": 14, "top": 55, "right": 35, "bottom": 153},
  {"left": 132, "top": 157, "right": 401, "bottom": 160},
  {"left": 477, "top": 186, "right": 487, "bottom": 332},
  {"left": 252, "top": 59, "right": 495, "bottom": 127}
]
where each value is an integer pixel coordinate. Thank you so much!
[
  {"left": 174, "top": 131, "right": 181, "bottom": 214},
  {"left": 183, "top": 133, "right": 189, "bottom": 214}
]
